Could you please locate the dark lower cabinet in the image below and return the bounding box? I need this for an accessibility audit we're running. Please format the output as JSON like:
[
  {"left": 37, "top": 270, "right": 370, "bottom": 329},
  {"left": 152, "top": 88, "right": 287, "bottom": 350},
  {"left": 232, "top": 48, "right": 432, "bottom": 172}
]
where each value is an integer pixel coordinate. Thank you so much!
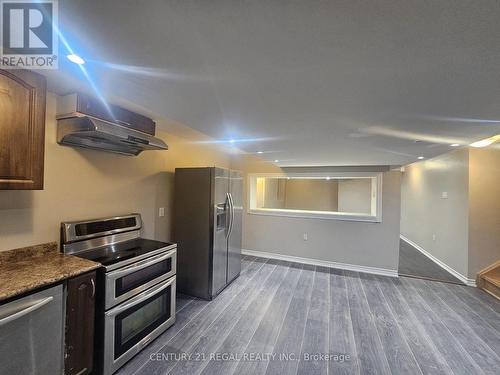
[{"left": 65, "top": 271, "right": 96, "bottom": 375}]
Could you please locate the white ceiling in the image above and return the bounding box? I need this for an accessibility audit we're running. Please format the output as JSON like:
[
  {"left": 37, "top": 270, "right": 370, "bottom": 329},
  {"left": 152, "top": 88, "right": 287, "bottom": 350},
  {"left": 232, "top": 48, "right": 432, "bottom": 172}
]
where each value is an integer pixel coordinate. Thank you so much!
[{"left": 44, "top": 0, "right": 500, "bottom": 166}]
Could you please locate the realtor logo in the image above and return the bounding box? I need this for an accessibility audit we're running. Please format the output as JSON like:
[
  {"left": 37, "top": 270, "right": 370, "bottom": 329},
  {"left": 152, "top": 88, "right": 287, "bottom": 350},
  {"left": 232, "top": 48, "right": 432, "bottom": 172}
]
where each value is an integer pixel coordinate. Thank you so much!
[{"left": 1, "top": 0, "right": 58, "bottom": 69}]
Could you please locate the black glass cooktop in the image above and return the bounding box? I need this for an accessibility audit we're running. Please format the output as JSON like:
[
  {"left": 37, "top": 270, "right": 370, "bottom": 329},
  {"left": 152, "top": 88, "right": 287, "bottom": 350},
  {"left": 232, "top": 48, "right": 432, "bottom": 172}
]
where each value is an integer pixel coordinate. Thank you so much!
[{"left": 76, "top": 238, "right": 174, "bottom": 266}]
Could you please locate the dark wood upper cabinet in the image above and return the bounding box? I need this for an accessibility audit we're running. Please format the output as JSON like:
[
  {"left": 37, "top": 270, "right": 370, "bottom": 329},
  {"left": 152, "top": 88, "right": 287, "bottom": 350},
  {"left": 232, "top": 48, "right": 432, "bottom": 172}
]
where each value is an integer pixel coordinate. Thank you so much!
[
  {"left": 58, "top": 92, "right": 156, "bottom": 135},
  {"left": 65, "top": 271, "right": 96, "bottom": 375},
  {"left": 0, "top": 69, "right": 46, "bottom": 190}
]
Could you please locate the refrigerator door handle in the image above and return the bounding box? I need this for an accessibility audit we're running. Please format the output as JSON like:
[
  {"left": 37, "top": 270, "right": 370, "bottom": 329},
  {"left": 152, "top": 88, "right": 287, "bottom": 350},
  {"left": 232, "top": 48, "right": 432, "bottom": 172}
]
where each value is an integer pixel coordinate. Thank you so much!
[
  {"left": 225, "top": 192, "right": 232, "bottom": 239},
  {"left": 227, "top": 192, "right": 235, "bottom": 238}
]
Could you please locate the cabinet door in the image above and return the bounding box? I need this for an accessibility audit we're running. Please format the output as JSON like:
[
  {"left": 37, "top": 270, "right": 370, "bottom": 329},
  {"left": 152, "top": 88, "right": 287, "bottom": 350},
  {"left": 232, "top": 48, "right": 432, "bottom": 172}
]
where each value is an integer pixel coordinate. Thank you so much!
[
  {"left": 65, "top": 271, "right": 96, "bottom": 375},
  {"left": 0, "top": 69, "right": 46, "bottom": 190}
]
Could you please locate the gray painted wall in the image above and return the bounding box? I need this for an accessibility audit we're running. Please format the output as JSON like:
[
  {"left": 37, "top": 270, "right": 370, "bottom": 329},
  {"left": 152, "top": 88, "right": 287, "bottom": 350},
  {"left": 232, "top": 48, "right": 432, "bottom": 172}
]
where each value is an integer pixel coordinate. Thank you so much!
[
  {"left": 337, "top": 179, "right": 372, "bottom": 214},
  {"left": 238, "top": 162, "right": 402, "bottom": 272},
  {"left": 284, "top": 179, "right": 338, "bottom": 211},
  {"left": 468, "top": 148, "right": 500, "bottom": 278},
  {"left": 400, "top": 149, "right": 469, "bottom": 277},
  {"left": 262, "top": 178, "right": 285, "bottom": 209}
]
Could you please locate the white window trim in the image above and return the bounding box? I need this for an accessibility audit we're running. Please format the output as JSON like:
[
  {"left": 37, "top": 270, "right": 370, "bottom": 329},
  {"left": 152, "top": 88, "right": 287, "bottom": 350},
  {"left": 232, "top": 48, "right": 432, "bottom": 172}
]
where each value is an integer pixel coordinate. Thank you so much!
[{"left": 247, "top": 172, "right": 383, "bottom": 223}]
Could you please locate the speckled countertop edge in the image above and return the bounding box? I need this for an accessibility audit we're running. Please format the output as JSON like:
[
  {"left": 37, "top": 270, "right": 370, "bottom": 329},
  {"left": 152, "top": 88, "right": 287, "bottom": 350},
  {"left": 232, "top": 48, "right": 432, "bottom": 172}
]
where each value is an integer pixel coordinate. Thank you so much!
[{"left": 0, "top": 242, "right": 101, "bottom": 302}]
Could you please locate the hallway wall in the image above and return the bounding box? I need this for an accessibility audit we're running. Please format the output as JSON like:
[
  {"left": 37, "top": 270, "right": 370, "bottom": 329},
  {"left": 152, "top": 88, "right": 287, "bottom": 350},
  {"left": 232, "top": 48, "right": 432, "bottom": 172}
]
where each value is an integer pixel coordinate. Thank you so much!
[
  {"left": 468, "top": 147, "right": 500, "bottom": 278},
  {"left": 401, "top": 147, "right": 500, "bottom": 282},
  {"left": 400, "top": 149, "right": 470, "bottom": 278}
]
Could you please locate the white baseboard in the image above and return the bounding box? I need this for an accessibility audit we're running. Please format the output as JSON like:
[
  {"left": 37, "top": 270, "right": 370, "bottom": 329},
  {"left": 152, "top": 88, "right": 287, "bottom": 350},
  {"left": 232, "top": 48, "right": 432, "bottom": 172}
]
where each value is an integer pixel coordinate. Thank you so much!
[
  {"left": 400, "top": 235, "right": 476, "bottom": 287},
  {"left": 241, "top": 249, "right": 398, "bottom": 278}
]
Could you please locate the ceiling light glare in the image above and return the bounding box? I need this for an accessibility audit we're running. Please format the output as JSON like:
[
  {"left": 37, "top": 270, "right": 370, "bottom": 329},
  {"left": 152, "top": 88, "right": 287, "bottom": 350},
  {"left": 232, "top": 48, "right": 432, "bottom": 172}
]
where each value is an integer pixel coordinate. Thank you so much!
[
  {"left": 469, "top": 135, "right": 500, "bottom": 148},
  {"left": 67, "top": 54, "right": 85, "bottom": 65}
]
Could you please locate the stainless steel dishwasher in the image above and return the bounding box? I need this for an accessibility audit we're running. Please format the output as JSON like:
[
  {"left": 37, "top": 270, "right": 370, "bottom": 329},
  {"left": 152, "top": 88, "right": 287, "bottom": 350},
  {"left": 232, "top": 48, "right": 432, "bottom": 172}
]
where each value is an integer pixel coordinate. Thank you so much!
[{"left": 0, "top": 284, "right": 64, "bottom": 375}]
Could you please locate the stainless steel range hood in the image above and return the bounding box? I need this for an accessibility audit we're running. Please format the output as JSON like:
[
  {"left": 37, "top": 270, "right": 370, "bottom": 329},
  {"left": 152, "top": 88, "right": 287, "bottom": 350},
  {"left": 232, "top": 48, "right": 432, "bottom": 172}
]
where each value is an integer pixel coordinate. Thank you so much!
[{"left": 57, "top": 116, "right": 168, "bottom": 156}]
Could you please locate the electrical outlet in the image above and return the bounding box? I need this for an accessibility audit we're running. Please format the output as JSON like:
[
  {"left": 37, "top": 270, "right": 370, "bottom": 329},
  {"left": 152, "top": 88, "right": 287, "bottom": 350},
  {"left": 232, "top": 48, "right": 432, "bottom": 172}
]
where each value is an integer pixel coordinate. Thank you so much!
[
  {"left": 441, "top": 191, "right": 448, "bottom": 199},
  {"left": 303, "top": 233, "right": 308, "bottom": 241},
  {"left": 158, "top": 207, "right": 165, "bottom": 217},
  {"left": 432, "top": 234, "right": 436, "bottom": 241}
]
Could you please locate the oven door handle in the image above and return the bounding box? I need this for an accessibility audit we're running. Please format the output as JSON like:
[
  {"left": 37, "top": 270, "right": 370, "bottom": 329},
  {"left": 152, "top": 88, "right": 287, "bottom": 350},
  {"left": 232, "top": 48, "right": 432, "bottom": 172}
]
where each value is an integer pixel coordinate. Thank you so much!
[
  {"left": 107, "top": 249, "right": 176, "bottom": 279},
  {"left": 105, "top": 277, "right": 175, "bottom": 317}
]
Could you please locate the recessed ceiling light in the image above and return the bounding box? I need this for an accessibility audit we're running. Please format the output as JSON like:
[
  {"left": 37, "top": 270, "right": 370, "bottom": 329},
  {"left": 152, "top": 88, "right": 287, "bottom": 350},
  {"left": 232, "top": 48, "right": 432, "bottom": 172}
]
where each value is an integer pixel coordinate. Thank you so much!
[
  {"left": 417, "top": 156, "right": 425, "bottom": 160},
  {"left": 450, "top": 143, "right": 460, "bottom": 147},
  {"left": 257, "top": 151, "right": 264, "bottom": 154},
  {"left": 67, "top": 54, "right": 85, "bottom": 65},
  {"left": 274, "top": 159, "right": 279, "bottom": 163},
  {"left": 470, "top": 135, "right": 500, "bottom": 148}
]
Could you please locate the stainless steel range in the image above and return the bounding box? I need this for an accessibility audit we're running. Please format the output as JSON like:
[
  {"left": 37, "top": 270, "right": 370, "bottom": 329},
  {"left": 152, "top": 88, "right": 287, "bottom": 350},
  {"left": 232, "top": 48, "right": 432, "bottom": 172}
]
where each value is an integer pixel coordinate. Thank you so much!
[{"left": 61, "top": 214, "right": 177, "bottom": 375}]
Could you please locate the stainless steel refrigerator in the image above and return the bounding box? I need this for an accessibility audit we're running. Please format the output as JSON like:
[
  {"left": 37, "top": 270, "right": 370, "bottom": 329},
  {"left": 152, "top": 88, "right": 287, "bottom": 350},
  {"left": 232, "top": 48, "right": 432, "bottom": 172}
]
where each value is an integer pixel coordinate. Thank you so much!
[{"left": 174, "top": 167, "right": 243, "bottom": 300}]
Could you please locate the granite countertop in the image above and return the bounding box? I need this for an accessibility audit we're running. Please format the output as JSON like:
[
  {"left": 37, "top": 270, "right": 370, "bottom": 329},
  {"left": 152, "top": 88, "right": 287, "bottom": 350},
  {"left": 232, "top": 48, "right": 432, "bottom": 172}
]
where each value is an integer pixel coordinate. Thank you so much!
[{"left": 0, "top": 242, "right": 101, "bottom": 302}]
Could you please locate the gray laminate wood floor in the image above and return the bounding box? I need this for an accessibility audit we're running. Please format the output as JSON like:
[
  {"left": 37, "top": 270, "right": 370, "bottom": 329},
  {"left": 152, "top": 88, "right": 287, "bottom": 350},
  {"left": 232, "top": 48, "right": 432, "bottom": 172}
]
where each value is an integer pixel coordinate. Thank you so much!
[
  {"left": 399, "top": 239, "right": 464, "bottom": 284},
  {"left": 117, "top": 255, "right": 500, "bottom": 375}
]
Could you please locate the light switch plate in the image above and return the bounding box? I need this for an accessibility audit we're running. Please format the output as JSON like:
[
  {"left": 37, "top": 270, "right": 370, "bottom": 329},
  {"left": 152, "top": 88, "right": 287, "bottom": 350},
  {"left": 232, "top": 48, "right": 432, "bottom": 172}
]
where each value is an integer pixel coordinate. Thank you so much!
[
  {"left": 441, "top": 192, "right": 448, "bottom": 199},
  {"left": 159, "top": 207, "right": 165, "bottom": 217}
]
